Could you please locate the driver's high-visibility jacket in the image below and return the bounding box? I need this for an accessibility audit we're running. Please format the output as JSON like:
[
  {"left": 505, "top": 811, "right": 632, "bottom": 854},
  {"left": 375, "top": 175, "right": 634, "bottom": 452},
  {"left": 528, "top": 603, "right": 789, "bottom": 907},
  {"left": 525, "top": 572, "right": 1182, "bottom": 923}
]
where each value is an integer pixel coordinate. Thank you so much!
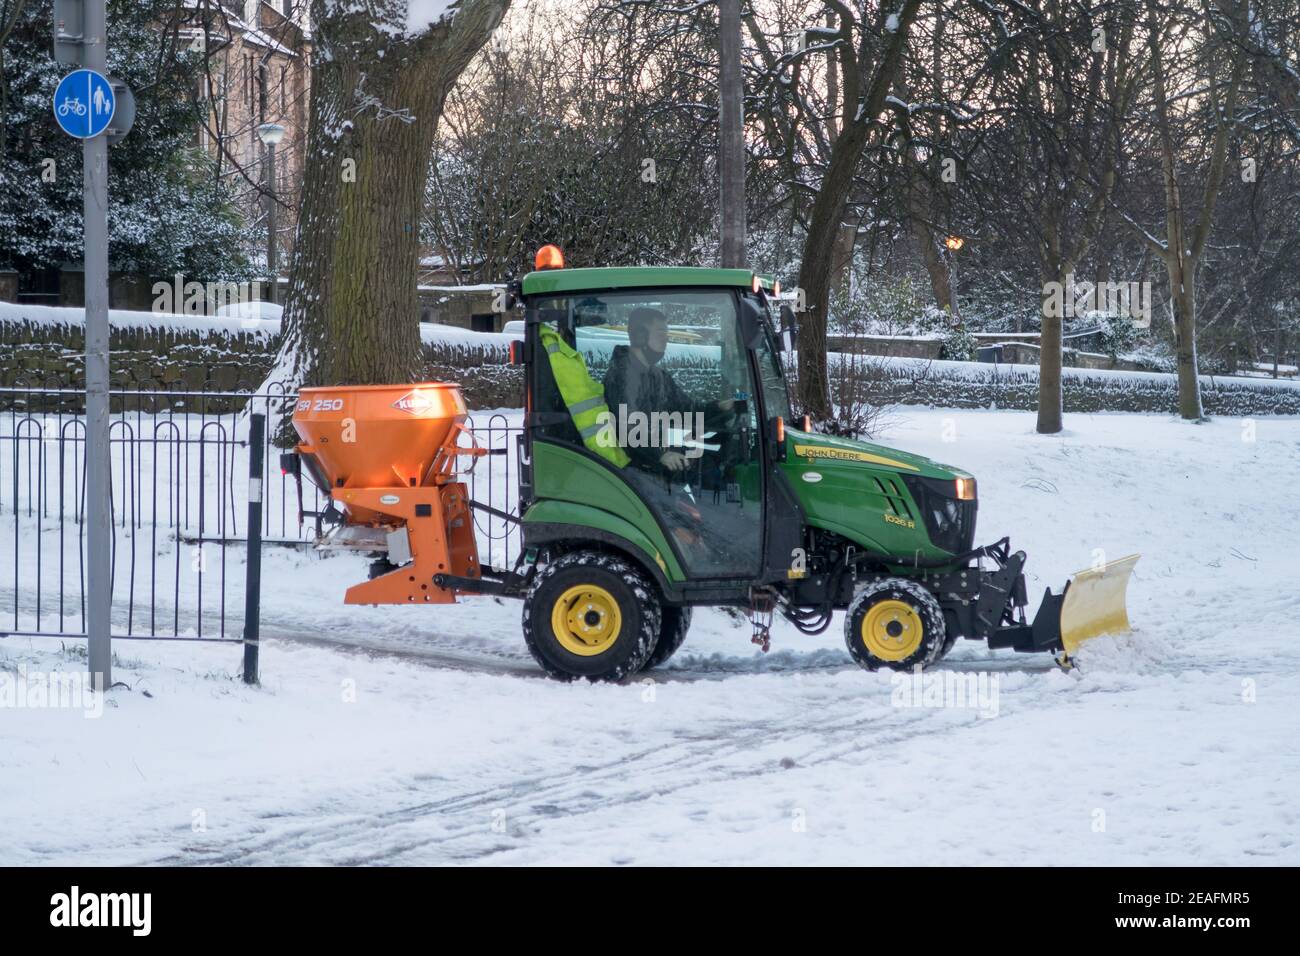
[{"left": 538, "top": 325, "right": 630, "bottom": 468}]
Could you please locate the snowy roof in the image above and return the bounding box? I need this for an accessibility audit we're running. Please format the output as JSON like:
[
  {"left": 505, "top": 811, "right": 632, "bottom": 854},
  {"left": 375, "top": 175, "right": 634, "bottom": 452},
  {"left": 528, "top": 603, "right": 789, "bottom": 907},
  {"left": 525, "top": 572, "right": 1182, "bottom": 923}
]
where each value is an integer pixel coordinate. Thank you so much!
[{"left": 180, "top": 1, "right": 303, "bottom": 56}]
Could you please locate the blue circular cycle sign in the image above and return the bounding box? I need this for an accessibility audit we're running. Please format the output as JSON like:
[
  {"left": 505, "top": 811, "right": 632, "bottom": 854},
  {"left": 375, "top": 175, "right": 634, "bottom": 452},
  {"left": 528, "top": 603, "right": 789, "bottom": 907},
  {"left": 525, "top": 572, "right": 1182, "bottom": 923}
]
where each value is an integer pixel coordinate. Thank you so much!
[{"left": 53, "top": 69, "right": 115, "bottom": 139}]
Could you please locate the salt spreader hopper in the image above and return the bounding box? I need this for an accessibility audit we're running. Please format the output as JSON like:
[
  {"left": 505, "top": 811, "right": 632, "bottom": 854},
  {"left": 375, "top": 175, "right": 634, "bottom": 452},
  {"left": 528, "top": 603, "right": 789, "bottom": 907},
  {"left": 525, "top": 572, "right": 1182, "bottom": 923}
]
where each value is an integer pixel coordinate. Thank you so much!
[{"left": 289, "top": 384, "right": 484, "bottom": 605}]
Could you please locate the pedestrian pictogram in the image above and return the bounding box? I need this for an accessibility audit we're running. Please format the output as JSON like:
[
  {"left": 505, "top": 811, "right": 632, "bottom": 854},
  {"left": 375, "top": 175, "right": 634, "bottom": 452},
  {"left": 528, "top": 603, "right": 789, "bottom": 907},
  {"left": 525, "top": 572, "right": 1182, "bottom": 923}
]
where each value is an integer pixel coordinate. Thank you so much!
[{"left": 53, "top": 68, "right": 114, "bottom": 138}]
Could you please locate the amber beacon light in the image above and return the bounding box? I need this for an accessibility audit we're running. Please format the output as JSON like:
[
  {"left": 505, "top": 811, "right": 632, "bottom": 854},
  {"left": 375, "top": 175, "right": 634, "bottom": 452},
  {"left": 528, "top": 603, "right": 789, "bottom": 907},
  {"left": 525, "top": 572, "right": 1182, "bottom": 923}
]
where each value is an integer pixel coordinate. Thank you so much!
[{"left": 535, "top": 244, "right": 565, "bottom": 270}]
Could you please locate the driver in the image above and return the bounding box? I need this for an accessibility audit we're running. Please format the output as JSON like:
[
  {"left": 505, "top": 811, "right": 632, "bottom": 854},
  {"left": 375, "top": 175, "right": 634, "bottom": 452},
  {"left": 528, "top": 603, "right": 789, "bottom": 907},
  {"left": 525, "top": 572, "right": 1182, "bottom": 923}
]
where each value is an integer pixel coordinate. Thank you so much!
[{"left": 602, "top": 307, "right": 733, "bottom": 474}]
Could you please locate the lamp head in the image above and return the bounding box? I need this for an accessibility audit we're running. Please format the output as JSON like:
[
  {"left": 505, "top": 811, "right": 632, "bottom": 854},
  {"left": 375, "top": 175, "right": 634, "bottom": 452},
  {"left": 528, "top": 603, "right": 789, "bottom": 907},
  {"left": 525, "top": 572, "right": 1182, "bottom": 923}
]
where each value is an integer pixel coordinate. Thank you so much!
[{"left": 256, "top": 123, "right": 287, "bottom": 147}]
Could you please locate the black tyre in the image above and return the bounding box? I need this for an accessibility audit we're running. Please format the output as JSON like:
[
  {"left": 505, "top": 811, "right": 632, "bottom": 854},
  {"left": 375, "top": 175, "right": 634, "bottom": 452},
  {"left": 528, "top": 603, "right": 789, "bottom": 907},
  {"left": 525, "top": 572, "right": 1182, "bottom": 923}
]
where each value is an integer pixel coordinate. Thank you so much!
[
  {"left": 641, "top": 605, "right": 692, "bottom": 670},
  {"left": 934, "top": 625, "right": 961, "bottom": 661},
  {"left": 844, "top": 577, "right": 946, "bottom": 671},
  {"left": 523, "top": 550, "right": 661, "bottom": 681}
]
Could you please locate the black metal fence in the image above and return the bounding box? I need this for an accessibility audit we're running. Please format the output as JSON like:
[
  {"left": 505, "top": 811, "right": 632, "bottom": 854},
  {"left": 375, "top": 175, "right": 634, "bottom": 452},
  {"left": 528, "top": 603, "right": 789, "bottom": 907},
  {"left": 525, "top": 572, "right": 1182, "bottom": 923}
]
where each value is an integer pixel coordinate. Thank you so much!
[{"left": 0, "top": 383, "right": 523, "bottom": 648}]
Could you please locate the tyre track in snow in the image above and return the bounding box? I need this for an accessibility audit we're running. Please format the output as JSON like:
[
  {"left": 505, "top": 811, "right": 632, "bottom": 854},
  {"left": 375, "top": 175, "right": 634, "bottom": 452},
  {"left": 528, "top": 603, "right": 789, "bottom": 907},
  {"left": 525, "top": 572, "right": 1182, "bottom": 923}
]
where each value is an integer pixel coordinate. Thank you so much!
[
  {"left": 154, "top": 678, "right": 1111, "bottom": 866},
  {"left": 149, "top": 607, "right": 1272, "bottom": 865},
  {"left": 155, "top": 709, "right": 942, "bottom": 864}
]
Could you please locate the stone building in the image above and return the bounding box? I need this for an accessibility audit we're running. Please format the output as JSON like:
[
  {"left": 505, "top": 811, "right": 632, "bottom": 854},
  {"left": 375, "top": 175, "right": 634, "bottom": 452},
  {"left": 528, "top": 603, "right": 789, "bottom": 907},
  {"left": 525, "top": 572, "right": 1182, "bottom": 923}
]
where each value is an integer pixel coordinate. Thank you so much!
[{"left": 186, "top": 1, "right": 313, "bottom": 268}]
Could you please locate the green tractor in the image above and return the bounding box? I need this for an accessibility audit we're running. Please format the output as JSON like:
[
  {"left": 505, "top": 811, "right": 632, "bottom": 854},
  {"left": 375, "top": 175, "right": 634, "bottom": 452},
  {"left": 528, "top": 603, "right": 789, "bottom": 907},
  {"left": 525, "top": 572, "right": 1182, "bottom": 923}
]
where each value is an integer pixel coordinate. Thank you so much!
[
  {"left": 428, "top": 250, "right": 1138, "bottom": 680},
  {"left": 290, "top": 249, "right": 1138, "bottom": 680}
]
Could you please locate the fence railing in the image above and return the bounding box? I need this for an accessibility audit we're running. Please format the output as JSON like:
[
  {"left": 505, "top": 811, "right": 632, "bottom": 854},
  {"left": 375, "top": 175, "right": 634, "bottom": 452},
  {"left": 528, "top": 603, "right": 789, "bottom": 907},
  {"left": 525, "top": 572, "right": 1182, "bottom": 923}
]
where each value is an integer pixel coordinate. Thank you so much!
[{"left": 0, "top": 383, "right": 523, "bottom": 646}]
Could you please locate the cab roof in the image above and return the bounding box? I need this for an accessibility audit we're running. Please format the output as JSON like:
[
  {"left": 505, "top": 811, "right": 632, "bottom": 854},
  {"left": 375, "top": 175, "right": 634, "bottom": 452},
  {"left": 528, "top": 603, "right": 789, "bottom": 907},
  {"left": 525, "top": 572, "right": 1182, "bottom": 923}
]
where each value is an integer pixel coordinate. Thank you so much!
[{"left": 521, "top": 266, "right": 776, "bottom": 297}]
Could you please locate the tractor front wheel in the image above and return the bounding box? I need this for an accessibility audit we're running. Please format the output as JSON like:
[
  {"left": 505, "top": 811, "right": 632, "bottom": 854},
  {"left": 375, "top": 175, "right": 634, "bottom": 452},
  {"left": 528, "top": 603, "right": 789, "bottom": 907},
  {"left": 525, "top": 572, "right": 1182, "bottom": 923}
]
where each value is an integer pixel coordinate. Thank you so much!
[
  {"left": 523, "top": 550, "right": 661, "bottom": 681},
  {"left": 845, "top": 578, "right": 946, "bottom": 671}
]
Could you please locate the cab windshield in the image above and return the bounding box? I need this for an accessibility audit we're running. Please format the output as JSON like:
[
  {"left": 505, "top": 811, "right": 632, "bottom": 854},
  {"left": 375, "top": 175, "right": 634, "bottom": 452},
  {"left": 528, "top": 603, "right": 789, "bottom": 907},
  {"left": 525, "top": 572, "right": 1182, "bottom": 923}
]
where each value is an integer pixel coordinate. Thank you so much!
[{"left": 746, "top": 293, "right": 793, "bottom": 424}]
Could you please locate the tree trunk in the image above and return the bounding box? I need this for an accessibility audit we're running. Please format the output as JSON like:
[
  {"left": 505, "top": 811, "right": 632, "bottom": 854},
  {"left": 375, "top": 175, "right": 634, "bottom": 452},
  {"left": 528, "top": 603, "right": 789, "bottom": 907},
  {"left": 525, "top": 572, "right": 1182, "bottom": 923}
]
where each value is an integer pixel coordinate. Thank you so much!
[
  {"left": 269, "top": 1, "right": 507, "bottom": 439},
  {"left": 795, "top": 115, "right": 870, "bottom": 420},
  {"left": 824, "top": 10, "right": 838, "bottom": 145},
  {"left": 829, "top": 220, "right": 857, "bottom": 293},
  {"left": 908, "top": 203, "right": 951, "bottom": 313},
  {"left": 1037, "top": 270, "right": 1064, "bottom": 434},
  {"left": 1169, "top": 260, "right": 1204, "bottom": 419}
]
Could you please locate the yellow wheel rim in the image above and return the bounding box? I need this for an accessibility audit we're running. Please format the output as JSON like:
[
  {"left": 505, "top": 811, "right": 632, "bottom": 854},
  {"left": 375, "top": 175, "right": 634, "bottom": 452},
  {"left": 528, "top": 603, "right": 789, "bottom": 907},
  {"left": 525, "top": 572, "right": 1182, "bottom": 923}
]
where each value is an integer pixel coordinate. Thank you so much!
[
  {"left": 860, "top": 599, "right": 923, "bottom": 661},
  {"left": 551, "top": 584, "right": 623, "bottom": 657}
]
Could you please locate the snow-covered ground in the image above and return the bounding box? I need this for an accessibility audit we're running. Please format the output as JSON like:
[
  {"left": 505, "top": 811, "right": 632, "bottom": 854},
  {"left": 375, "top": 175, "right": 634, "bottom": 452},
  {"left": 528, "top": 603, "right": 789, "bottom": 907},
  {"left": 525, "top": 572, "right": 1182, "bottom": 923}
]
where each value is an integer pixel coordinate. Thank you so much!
[{"left": 2, "top": 408, "right": 1298, "bottom": 865}]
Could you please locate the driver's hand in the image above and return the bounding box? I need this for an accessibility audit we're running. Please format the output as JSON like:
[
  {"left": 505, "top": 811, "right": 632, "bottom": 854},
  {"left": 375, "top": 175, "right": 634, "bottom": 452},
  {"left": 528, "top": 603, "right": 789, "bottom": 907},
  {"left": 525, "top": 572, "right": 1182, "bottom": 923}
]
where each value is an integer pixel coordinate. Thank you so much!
[
  {"left": 659, "top": 451, "right": 689, "bottom": 472},
  {"left": 716, "top": 399, "right": 735, "bottom": 412}
]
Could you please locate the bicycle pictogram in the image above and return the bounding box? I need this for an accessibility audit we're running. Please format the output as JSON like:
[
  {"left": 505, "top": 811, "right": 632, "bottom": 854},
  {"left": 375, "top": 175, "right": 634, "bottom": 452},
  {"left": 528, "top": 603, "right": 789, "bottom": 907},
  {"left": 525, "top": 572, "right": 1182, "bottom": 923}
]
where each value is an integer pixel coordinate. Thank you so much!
[{"left": 57, "top": 97, "right": 87, "bottom": 118}]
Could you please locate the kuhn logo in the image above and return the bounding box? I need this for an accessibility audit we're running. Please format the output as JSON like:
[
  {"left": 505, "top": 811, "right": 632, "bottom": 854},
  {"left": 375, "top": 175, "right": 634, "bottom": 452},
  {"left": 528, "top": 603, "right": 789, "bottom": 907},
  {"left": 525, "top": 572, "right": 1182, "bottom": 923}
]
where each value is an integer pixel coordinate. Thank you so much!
[{"left": 392, "top": 390, "right": 437, "bottom": 416}]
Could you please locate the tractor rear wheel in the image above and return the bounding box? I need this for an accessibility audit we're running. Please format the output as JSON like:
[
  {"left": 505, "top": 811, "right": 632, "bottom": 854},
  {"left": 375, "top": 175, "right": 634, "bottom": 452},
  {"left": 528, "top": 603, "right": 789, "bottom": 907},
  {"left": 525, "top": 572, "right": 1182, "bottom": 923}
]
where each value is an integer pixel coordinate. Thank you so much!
[
  {"left": 523, "top": 550, "right": 661, "bottom": 681},
  {"left": 845, "top": 577, "right": 946, "bottom": 671},
  {"left": 642, "top": 605, "right": 692, "bottom": 670},
  {"left": 934, "top": 628, "right": 961, "bottom": 661}
]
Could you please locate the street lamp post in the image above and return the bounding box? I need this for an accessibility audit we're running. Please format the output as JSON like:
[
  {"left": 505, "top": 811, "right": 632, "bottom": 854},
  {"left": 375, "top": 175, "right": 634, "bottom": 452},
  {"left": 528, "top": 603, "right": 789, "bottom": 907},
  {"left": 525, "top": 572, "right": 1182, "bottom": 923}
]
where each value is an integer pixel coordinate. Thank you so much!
[
  {"left": 256, "top": 122, "right": 286, "bottom": 306},
  {"left": 945, "top": 235, "right": 964, "bottom": 325},
  {"left": 718, "top": 0, "right": 745, "bottom": 268}
]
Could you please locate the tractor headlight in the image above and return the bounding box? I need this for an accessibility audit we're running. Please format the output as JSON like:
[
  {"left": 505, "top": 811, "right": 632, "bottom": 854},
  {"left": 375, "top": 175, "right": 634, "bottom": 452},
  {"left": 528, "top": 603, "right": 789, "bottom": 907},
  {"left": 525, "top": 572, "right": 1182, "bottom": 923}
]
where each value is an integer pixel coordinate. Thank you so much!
[{"left": 902, "top": 475, "right": 978, "bottom": 555}]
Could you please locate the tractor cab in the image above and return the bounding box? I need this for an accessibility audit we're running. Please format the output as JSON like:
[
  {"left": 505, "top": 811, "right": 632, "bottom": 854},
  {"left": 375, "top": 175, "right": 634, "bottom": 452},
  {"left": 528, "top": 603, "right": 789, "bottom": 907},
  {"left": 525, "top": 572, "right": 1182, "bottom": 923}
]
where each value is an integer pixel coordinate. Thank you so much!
[{"left": 514, "top": 251, "right": 803, "bottom": 602}]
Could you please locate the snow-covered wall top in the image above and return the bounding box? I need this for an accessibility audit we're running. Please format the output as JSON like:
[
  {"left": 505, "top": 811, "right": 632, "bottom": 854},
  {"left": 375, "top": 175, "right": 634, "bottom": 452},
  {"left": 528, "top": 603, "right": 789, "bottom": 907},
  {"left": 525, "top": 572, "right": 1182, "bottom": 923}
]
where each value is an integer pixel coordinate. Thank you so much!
[
  {"left": 0, "top": 301, "right": 279, "bottom": 342},
  {"left": 0, "top": 303, "right": 522, "bottom": 410},
  {"left": 0, "top": 302, "right": 516, "bottom": 350},
  {"left": 862, "top": 353, "right": 1300, "bottom": 392}
]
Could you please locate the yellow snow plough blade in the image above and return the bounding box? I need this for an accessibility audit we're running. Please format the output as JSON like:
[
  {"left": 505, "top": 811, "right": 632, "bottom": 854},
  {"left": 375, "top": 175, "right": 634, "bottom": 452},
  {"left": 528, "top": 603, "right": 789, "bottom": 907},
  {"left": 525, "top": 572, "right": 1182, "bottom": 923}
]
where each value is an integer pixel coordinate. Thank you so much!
[{"left": 1059, "top": 554, "right": 1140, "bottom": 656}]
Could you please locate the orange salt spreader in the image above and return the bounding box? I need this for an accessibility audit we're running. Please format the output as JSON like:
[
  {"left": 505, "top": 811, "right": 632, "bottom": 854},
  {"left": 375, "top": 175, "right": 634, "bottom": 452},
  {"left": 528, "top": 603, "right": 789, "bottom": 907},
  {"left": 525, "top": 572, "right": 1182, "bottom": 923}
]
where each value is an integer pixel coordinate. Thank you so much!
[{"left": 289, "top": 383, "right": 486, "bottom": 604}]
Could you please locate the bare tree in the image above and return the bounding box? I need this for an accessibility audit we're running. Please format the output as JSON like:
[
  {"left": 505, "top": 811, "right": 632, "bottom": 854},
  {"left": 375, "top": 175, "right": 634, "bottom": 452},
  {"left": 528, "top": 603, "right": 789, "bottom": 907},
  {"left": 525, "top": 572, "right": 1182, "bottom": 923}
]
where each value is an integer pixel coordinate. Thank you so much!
[
  {"left": 782, "top": 0, "right": 923, "bottom": 420},
  {"left": 425, "top": 1, "right": 721, "bottom": 279},
  {"left": 960, "top": 1, "right": 1136, "bottom": 433},
  {"left": 1113, "top": 0, "right": 1247, "bottom": 420}
]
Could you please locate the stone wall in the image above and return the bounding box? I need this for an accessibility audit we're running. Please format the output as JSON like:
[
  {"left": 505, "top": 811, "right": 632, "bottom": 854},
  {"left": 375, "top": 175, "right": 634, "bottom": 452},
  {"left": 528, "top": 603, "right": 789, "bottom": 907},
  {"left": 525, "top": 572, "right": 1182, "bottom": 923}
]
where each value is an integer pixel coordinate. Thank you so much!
[
  {"left": 2, "top": 311, "right": 276, "bottom": 396},
  {"left": 827, "top": 354, "right": 1300, "bottom": 416},
  {"left": 826, "top": 334, "right": 943, "bottom": 359},
  {"left": 997, "top": 341, "right": 1141, "bottom": 371},
  {"left": 0, "top": 306, "right": 522, "bottom": 411},
  {"left": 418, "top": 286, "right": 505, "bottom": 332}
]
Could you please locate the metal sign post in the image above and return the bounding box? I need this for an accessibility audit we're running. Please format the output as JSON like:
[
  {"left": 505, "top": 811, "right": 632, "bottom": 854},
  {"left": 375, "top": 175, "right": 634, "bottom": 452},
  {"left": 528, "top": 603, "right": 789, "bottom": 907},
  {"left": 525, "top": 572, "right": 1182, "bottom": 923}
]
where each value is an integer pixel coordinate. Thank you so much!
[
  {"left": 53, "top": 0, "right": 114, "bottom": 691},
  {"left": 83, "top": 1, "right": 111, "bottom": 693}
]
